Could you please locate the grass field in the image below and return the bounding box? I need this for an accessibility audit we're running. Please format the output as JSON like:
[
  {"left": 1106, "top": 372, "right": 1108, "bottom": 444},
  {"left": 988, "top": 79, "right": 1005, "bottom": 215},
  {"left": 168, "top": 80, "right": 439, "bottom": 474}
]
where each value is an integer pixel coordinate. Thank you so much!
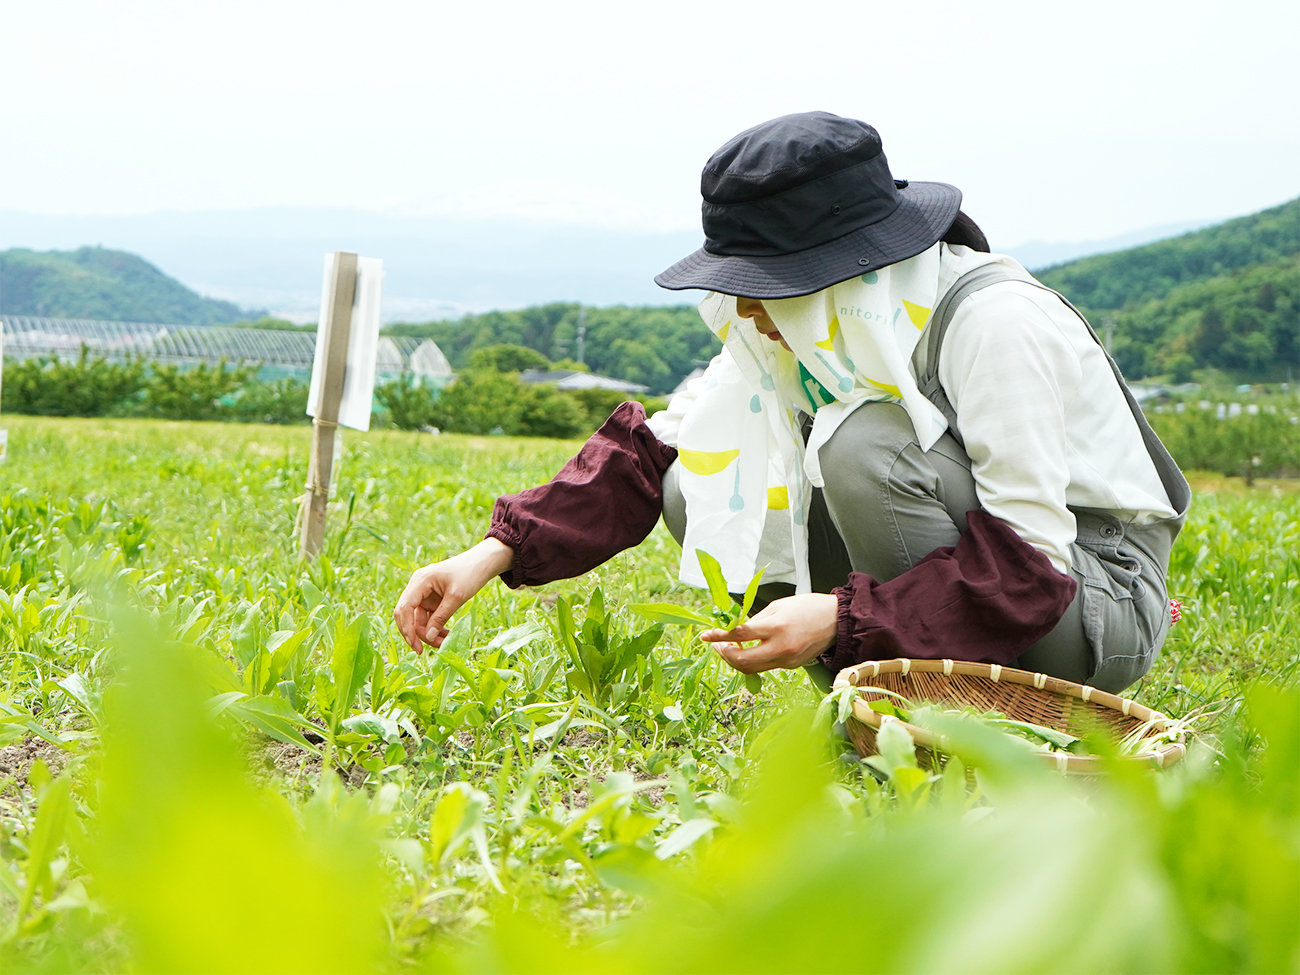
[{"left": 1, "top": 416, "right": 1296, "bottom": 973}]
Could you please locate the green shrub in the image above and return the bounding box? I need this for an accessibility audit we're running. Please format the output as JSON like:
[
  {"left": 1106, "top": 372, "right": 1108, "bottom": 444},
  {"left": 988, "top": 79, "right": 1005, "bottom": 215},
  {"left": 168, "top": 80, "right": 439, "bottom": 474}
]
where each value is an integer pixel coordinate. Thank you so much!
[
  {"left": 1, "top": 351, "right": 145, "bottom": 416},
  {"left": 136, "top": 361, "right": 256, "bottom": 421},
  {"left": 517, "top": 383, "right": 586, "bottom": 438},
  {"left": 226, "top": 378, "right": 310, "bottom": 425},
  {"left": 374, "top": 379, "right": 438, "bottom": 431},
  {"left": 376, "top": 374, "right": 655, "bottom": 439},
  {"left": 565, "top": 386, "right": 667, "bottom": 430},
  {"left": 432, "top": 370, "right": 584, "bottom": 438},
  {"left": 467, "top": 343, "right": 551, "bottom": 372},
  {"left": 1148, "top": 404, "right": 1300, "bottom": 480}
]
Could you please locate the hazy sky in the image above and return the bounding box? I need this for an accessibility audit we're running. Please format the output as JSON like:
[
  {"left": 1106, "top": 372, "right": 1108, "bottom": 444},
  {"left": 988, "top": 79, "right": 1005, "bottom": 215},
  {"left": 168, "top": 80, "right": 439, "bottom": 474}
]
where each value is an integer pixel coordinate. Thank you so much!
[{"left": 2, "top": 0, "right": 1296, "bottom": 247}]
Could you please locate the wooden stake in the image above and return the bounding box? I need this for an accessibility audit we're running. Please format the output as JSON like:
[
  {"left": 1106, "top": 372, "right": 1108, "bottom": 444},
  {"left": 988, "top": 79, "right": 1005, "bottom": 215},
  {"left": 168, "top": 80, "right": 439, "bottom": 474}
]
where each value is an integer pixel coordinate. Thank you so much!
[{"left": 299, "top": 252, "right": 358, "bottom": 559}]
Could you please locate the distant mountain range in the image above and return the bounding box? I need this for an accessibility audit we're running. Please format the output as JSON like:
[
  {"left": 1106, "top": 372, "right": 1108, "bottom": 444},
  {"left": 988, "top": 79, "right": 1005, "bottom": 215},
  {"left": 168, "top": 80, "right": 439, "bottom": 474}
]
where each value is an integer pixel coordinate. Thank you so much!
[
  {"left": 0, "top": 208, "right": 704, "bottom": 321},
  {"left": 0, "top": 246, "right": 252, "bottom": 324},
  {"left": 0, "top": 205, "right": 1265, "bottom": 323},
  {"left": 2, "top": 198, "right": 1294, "bottom": 384}
]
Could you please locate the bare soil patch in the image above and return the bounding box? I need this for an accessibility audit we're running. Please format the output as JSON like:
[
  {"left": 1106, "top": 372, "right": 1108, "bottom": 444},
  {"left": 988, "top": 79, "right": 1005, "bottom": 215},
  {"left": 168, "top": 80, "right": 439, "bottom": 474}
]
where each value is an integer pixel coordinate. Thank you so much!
[{"left": 0, "top": 736, "right": 70, "bottom": 799}]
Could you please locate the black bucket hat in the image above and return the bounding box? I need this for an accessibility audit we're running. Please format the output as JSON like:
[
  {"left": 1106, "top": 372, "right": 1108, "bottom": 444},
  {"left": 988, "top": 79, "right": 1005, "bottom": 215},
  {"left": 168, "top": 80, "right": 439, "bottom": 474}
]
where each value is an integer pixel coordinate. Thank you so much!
[{"left": 655, "top": 112, "right": 962, "bottom": 299}]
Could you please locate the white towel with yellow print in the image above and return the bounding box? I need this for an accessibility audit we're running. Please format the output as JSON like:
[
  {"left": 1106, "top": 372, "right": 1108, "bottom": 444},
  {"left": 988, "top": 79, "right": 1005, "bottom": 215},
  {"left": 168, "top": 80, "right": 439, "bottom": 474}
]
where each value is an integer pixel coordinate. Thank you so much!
[{"left": 658, "top": 242, "right": 1017, "bottom": 595}]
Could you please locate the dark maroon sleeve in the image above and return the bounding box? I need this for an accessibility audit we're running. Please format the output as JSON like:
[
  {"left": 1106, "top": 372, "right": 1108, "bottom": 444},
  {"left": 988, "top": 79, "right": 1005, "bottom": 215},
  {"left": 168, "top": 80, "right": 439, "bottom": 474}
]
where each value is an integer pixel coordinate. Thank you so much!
[
  {"left": 486, "top": 401, "right": 678, "bottom": 589},
  {"left": 820, "top": 509, "right": 1077, "bottom": 674}
]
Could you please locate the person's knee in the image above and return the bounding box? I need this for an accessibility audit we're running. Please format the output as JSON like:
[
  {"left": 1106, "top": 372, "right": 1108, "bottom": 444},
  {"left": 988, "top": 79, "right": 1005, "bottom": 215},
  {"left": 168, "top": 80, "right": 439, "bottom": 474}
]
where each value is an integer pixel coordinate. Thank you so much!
[{"left": 819, "top": 403, "right": 916, "bottom": 511}]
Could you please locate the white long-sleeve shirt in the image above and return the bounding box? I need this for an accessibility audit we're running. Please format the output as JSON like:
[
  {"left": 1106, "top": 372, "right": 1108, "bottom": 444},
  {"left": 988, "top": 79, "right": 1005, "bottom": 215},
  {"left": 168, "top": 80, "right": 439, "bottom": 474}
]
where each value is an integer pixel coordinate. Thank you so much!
[{"left": 927, "top": 280, "right": 1175, "bottom": 574}]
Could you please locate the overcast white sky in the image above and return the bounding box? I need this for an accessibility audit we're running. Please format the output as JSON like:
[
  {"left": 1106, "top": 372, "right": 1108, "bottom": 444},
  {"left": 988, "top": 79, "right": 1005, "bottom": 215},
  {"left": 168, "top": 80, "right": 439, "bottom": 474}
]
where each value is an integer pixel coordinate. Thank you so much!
[{"left": 2, "top": 0, "right": 1296, "bottom": 247}]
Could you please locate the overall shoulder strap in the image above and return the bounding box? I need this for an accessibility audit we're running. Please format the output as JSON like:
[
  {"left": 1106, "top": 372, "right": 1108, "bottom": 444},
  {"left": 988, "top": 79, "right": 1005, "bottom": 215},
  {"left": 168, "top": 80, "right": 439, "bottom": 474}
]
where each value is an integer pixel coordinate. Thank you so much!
[
  {"left": 912, "top": 265, "right": 1030, "bottom": 447},
  {"left": 912, "top": 265, "right": 1190, "bottom": 521}
]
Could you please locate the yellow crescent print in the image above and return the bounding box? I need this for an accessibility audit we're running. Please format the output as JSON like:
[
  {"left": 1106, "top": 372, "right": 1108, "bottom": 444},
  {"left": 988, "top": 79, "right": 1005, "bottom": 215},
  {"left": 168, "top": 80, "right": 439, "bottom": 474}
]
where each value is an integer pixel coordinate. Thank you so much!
[
  {"left": 814, "top": 316, "right": 840, "bottom": 350},
  {"left": 678, "top": 449, "right": 740, "bottom": 476},
  {"left": 902, "top": 300, "right": 932, "bottom": 330},
  {"left": 717, "top": 321, "right": 731, "bottom": 342},
  {"left": 865, "top": 377, "right": 902, "bottom": 398}
]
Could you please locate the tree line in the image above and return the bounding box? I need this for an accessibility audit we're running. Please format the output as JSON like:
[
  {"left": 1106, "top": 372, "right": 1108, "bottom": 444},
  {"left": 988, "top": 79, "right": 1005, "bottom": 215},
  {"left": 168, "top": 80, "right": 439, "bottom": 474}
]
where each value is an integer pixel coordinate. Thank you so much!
[
  {"left": 1040, "top": 198, "right": 1298, "bottom": 381},
  {"left": 0, "top": 345, "right": 663, "bottom": 440},
  {"left": 384, "top": 302, "right": 718, "bottom": 395}
]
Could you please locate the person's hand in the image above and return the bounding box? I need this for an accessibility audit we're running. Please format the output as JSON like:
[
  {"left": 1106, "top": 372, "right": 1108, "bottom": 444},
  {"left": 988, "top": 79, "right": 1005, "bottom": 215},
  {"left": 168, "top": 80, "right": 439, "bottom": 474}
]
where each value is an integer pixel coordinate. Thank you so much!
[
  {"left": 393, "top": 538, "right": 515, "bottom": 653},
  {"left": 700, "top": 593, "right": 838, "bottom": 673}
]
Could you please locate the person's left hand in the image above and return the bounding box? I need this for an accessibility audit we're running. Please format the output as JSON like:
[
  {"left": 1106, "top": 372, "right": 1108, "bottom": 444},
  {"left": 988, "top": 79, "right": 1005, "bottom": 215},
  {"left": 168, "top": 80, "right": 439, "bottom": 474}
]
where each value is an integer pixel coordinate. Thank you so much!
[{"left": 700, "top": 593, "right": 838, "bottom": 673}]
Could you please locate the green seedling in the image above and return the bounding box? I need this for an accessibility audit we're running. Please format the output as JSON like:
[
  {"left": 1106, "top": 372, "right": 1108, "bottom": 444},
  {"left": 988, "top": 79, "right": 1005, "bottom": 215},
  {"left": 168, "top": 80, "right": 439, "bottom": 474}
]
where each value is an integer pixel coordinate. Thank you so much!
[
  {"left": 550, "top": 588, "right": 664, "bottom": 708},
  {"left": 630, "top": 549, "right": 767, "bottom": 694},
  {"left": 0, "top": 414, "right": 1294, "bottom": 973}
]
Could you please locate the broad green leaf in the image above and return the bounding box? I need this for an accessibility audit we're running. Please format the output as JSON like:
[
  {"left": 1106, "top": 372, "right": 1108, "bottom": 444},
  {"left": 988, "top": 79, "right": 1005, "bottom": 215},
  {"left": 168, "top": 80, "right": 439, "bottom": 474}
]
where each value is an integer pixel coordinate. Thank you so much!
[
  {"left": 836, "top": 686, "right": 858, "bottom": 724},
  {"left": 19, "top": 774, "right": 72, "bottom": 919},
  {"left": 695, "top": 549, "right": 733, "bottom": 612},
  {"left": 593, "top": 844, "right": 666, "bottom": 894},
  {"left": 230, "top": 601, "right": 263, "bottom": 667},
  {"left": 875, "top": 719, "right": 918, "bottom": 773},
  {"left": 440, "top": 612, "right": 473, "bottom": 657},
  {"left": 892, "top": 765, "right": 931, "bottom": 803},
  {"left": 743, "top": 672, "right": 764, "bottom": 695},
  {"left": 299, "top": 578, "right": 326, "bottom": 610},
  {"left": 266, "top": 628, "right": 310, "bottom": 688},
  {"left": 205, "top": 690, "right": 247, "bottom": 719},
  {"left": 868, "top": 698, "right": 911, "bottom": 720},
  {"left": 330, "top": 615, "right": 373, "bottom": 729},
  {"left": 56, "top": 672, "right": 100, "bottom": 721},
  {"left": 587, "top": 587, "right": 605, "bottom": 624},
  {"left": 429, "top": 781, "right": 487, "bottom": 868},
  {"left": 655, "top": 818, "right": 719, "bottom": 860},
  {"left": 487, "top": 621, "right": 547, "bottom": 654},
  {"left": 990, "top": 719, "right": 1081, "bottom": 751},
  {"left": 554, "top": 597, "right": 580, "bottom": 661},
  {"left": 397, "top": 686, "right": 437, "bottom": 725},
  {"left": 228, "top": 694, "right": 321, "bottom": 753},
  {"left": 341, "top": 711, "right": 402, "bottom": 743},
  {"left": 739, "top": 563, "right": 768, "bottom": 623},
  {"left": 0, "top": 712, "right": 66, "bottom": 747},
  {"left": 628, "top": 603, "right": 715, "bottom": 627},
  {"left": 477, "top": 668, "right": 507, "bottom": 711},
  {"left": 437, "top": 651, "right": 483, "bottom": 698}
]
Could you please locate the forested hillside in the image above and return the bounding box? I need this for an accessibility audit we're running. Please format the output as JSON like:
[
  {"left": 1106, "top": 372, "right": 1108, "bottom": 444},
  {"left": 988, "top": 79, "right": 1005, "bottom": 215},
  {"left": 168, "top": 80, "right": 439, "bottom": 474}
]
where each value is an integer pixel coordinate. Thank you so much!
[
  {"left": 1038, "top": 198, "right": 1298, "bottom": 381},
  {"left": 0, "top": 246, "right": 249, "bottom": 324},
  {"left": 386, "top": 302, "right": 717, "bottom": 394},
  {"left": 1037, "top": 198, "right": 1298, "bottom": 308},
  {"left": 6, "top": 197, "right": 1293, "bottom": 386}
]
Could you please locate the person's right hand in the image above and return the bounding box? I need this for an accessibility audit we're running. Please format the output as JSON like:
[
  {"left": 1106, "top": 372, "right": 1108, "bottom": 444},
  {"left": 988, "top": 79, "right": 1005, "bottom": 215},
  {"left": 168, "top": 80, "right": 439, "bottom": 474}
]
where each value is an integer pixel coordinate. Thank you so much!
[{"left": 393, "top": 537, "right": 515, "bottom": 653}]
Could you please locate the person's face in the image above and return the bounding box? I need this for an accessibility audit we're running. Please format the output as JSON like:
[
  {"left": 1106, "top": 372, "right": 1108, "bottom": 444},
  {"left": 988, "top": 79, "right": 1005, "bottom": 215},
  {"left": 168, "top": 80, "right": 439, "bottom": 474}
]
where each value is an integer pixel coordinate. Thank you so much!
[{"left": 735, "top": 296, "right": 791, "bottom": 351}]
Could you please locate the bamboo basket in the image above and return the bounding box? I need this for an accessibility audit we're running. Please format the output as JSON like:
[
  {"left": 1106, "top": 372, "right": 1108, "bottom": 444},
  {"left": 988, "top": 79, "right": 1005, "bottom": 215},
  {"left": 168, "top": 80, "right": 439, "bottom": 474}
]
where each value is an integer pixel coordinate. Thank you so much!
[{"left": 835, "top": 658, "right": 1187, "bottom": 773}]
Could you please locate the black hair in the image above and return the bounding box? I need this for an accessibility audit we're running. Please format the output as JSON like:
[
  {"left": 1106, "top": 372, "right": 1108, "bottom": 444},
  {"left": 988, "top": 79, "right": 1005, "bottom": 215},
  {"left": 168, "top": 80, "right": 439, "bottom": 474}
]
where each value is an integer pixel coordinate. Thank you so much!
[{"left": 941, "top": 210, "right": 990, "bottom": 252}]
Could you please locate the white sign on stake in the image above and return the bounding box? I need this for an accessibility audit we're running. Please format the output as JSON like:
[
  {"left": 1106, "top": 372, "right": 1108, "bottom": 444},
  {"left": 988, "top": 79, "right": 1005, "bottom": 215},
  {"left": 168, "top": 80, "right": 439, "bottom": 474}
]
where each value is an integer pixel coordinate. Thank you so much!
[
  {"left": 299, "top": 251, "right": 383, "bottom": 559},
  {"left": 307, "top": 253, "right": 384, "bottom": 431}
]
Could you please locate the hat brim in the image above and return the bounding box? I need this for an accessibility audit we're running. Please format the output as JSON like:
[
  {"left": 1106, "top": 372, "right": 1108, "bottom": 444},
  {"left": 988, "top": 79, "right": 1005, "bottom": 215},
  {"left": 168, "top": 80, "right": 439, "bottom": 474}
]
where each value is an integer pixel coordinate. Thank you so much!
[{"left": 654, "top": 181, "right": 962, "bottom": 299}]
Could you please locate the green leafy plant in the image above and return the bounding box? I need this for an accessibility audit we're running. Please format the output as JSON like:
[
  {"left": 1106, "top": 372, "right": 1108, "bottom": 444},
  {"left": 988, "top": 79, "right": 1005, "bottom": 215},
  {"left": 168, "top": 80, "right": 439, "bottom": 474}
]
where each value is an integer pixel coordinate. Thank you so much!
[
  {"left": 550, "top": 588, "right": 663, "bottom": 708},
  {"left": 630, "top": 549, "right": 767, "bottom": 693},
  {"left": 0, "top": 414, "right": 1295, "bottom": 973}
]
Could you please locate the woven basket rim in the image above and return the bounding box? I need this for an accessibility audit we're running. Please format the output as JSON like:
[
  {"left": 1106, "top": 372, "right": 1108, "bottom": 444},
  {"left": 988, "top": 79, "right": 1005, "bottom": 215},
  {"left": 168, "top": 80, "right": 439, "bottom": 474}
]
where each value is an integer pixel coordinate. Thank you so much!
[{"left": 834, "top": 657, "right": 1187, "bottom": 772}]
